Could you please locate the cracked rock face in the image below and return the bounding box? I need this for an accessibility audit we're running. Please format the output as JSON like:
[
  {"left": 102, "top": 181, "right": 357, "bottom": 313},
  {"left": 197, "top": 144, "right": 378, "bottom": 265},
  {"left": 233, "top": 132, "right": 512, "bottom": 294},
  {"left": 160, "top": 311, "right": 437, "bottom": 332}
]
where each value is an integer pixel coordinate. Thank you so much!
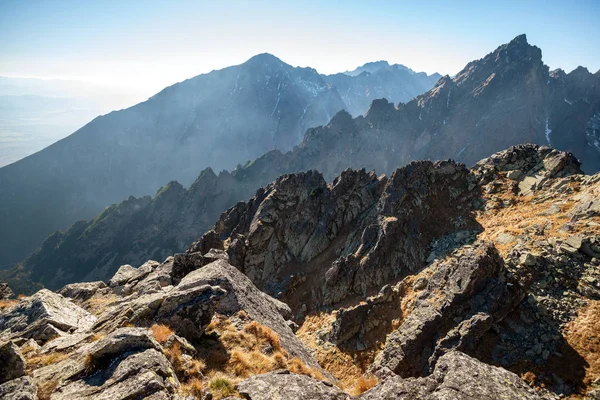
[{"left": 198, "top": 160, "right": 481, "bottom": 314}]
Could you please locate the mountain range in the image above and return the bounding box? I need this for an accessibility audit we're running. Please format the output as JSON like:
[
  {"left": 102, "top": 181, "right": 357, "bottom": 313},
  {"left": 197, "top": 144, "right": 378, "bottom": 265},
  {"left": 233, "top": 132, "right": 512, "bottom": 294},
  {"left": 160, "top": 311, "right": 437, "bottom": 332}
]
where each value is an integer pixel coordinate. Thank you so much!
[
  {"left": 4, "top": 34, "right": 600, "bottom": 293},
  {"left": 0, "top": 55, "right": 441, "bottom": 270}
]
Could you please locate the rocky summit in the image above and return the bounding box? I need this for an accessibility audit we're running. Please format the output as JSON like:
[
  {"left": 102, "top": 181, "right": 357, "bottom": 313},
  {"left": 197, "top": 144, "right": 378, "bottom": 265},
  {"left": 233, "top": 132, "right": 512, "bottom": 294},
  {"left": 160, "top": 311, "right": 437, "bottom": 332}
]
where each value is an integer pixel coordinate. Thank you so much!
[{"left": 1, "top": 144, "right": 599, "bottom": 399}]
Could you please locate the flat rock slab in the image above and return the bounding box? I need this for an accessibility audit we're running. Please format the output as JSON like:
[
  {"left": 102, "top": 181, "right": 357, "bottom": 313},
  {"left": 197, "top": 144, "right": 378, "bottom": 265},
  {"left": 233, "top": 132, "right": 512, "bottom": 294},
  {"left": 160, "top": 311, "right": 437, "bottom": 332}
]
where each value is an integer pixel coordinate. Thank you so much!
[
  {"left": 0, "top": 289, "right": 97, "bottom": 343},
  {"left": 361, "top": 351, "right": 552, "bottom": 400},
  {"left": 237, "top": 371, "right": 350, "bottom": 400}
]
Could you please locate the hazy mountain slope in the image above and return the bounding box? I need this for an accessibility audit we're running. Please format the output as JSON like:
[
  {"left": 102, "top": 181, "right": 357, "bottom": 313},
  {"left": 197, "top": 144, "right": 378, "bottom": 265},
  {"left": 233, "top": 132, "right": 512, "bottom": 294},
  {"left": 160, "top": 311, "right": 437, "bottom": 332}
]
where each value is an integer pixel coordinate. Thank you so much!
[
  {"left": 7, "top": 35, "right": 600, "bottom": 292},
  {"left": 0, "top": 54, "right": 440, "bottom": 270}
]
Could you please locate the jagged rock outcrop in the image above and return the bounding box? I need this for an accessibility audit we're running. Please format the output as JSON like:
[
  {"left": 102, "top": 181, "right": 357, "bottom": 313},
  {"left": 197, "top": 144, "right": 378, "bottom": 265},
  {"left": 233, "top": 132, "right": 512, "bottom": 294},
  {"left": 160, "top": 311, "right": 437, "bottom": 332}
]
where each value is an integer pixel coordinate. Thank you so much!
[
  {"left": 1, "top": 145, "right": 599, "bottom": 399},
  {"left": 0, "top": 289, "right": 96, "bottom": 343},
  {"left": 361, "top": 351, "right": 553, "bottom": 400},
  {"left": 237, "top": 370, "right": 350, "bottom": 400},
  {"left": 197, "top": 161, "right": 481, "bottom": 313}
]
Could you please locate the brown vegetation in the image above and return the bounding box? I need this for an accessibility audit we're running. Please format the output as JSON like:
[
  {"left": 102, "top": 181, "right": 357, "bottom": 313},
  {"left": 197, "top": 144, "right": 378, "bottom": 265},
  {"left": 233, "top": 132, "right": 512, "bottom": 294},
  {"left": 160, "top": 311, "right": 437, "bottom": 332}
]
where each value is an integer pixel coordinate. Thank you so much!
[
  {"left": 563, "top": 300, "right": 600, "bottom": 386},
  {"left": 26, "top": 351, "right": 69, "bottom": 372},
  {"left": 0, "top": 299, "right": 18, "bottom": 310},
  {"left": 151, "top": 324, "right": 175, "bottom": 344}
]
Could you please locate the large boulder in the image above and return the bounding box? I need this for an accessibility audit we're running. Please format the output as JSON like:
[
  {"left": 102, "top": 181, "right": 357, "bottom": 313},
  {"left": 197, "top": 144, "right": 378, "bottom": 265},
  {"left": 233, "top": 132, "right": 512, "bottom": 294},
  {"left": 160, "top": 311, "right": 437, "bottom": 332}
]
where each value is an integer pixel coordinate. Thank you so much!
[
  {"left": 155, "top": 283, "right": 226, "bottom": 341},
  {"left": 361, "top": 351, "right": 552, "bottom": 400},
  {"left": 0, "top": 341, "right": 26, "bottom": 384},
  {"left": 58, "top": 281, "right": 107, "bottom": 302},
  {"left": 237, "top": 370, "right": 350, "bottom": 400},
  {"left": 0, "top": 289, "right": 97, "bottom": 343},
  {"left": 170, "top": 249, "right": 228, "bottom": 284},
  {"left": 51, "top": 349, "right": 179, "bottom": 400},
  {"left": 86, "top": 327, "right": 161, "bottom": 362}
]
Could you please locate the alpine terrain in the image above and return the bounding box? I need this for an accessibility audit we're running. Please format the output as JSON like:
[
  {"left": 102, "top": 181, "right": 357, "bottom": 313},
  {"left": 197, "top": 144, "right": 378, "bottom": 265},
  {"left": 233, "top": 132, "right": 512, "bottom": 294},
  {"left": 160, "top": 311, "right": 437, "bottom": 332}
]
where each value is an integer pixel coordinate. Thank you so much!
[
  {"left": 5, "top": 35, "right": 600, "bottom": 294},
  {"left": 1, "top": 144, "right": 599, "bottom": 400}
]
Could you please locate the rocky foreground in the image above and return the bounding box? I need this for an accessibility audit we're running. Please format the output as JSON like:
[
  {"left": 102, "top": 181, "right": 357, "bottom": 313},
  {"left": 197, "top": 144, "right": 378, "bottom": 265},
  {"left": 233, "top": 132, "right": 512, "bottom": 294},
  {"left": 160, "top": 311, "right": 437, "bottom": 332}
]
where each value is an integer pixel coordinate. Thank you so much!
[{"left": 1, "top": 144, "right": 599, "bottom": 399}]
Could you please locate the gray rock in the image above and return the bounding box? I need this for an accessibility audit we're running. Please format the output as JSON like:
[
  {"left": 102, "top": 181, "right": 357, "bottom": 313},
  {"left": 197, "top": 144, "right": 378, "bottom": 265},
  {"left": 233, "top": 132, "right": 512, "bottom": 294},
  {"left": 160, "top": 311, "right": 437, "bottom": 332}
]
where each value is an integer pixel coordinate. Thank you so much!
[
  {"left": 58, "top": 281, "right": 107, "bottom": 302},
  {"left": 519, "top": 252, "right": 538, "bottom": 266},
  {"left": 108, "top": 264, "right": 139, "bottom": 287},
  {"left": 87, "top": 327, "right": 161, "bottom": 364},
  {"left": 156, "top": 281, "right": 226, "bottom": 341},
  {"left": 362, "top": 351, "right": 551, "bottom": 399},
  {"left": 170, "top": 250, "right": 227, "bottom": 285},
  {"left": 0, "top": 342, "right": 26, "bottom": 384},
  {"left": 0, "top": 289, "right": 97, "bottom": 343},
  {"left": 237, "top": 370, "right": 350, "bottom": 400},
  {"left": 52, "top": 348, "right": 179, "bottom": 400},
  {"left": 506, "top": 170, "right": 522, "bottom": 180},
  {"left": 0, "top": 376, "right": 38, "bottom": 400},
  {"left": 40, "top": 332, "right": 92, "bottom": 354},
  {"left": 109, "top": 261, "right": 157, "bottom": 289}
]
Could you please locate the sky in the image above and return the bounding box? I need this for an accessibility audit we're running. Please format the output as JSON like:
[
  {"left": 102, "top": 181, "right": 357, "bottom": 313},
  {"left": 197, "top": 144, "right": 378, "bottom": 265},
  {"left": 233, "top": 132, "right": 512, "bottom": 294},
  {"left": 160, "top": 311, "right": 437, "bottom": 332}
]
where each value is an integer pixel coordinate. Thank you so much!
[{"left": 1, "top": 0, "right": 599, "bottom": 99}]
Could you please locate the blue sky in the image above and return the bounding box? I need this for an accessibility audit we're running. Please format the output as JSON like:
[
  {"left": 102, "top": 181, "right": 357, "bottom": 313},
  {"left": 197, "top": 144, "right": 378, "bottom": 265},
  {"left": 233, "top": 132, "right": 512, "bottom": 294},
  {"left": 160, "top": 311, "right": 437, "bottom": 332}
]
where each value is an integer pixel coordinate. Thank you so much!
[{"left": 1, "top": 0, "right": 599, "bottom": 96}]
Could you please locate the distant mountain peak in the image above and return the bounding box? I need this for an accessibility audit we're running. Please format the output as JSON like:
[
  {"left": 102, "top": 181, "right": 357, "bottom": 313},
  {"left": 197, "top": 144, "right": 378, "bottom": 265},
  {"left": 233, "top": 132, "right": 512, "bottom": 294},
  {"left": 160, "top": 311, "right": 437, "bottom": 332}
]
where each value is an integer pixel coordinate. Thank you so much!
[
  {"left": 244, "top": 53, "right": 285, "bottom": 66},
  {"left": 344, "top": 60, "right": 391, "bottom": 76}
]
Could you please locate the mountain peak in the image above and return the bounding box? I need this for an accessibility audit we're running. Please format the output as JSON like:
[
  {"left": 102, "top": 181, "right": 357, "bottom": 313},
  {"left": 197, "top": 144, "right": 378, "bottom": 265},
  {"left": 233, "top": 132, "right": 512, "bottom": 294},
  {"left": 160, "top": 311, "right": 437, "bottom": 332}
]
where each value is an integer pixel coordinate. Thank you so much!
[
  {"left": 509, "top": 33, "right": 528, "bottom": 45},
  {"left": 245, "top": 53, "right": 284, "bottom": 66}
]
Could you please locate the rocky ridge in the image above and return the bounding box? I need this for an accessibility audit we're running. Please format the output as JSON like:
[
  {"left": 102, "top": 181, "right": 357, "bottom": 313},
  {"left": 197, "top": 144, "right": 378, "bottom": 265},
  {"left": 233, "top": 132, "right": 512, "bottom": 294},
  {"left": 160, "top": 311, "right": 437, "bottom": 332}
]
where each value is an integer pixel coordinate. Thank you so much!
[
  {"left": 6, "top": 34, "right": 600, "bottom": 293},
  {"left": 1, "top": 144, "right": 599, "bottom": 399}
]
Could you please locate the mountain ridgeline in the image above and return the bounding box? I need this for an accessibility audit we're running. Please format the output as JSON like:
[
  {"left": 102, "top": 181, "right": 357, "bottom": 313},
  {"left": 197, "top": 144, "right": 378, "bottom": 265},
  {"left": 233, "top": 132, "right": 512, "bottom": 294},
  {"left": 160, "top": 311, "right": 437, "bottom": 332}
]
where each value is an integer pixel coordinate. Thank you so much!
[
  {"left": 0, "top": 54, "right": 440, "bottom": 271},
  {"left": 5, "top": 36, "right": 600, "bottom": 293}
]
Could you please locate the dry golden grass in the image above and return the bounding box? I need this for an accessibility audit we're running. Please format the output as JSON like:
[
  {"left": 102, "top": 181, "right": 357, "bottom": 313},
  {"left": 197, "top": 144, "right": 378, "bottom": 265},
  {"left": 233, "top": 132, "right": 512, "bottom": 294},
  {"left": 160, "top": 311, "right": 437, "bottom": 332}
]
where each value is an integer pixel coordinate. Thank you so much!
[
  {"left": 350, "top": 375, "right": 379, "bottom": 396},
  {"left": 563, "top": 300, "right": 600, "bottom": 386},
  {"left": 0, "top": 299, "right": 18, "bottom": 310},
  {"left": 82, "top": 293, "right": 119, "bottom": 316},
  {"left": 296, "top": 312, "right": 376, "bottom": 390},
  {"left": 89, "top": 332, "right": 106, "bottom": 342},
  {"left": 26, "top": 352, "right": 69, "bottom": 372},
  {"left": 164, "top": 341, "right": 206, "bottom": 380},
  {"left": 151, "top": 324, "right": 175, "bottom": 344},
  {"left": 476, "top": 174, "right": 600, "bottom": 257},
  {"left": 179, "top": 377, "right": 204, "bottom": 398},
  {"left": 202, "top": 314, "right": 325, "bottom": 384}
]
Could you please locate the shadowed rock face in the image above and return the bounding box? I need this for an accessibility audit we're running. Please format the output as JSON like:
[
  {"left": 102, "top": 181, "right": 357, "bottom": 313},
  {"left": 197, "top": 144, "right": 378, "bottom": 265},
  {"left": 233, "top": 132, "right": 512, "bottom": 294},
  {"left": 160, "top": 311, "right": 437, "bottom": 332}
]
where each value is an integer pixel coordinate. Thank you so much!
[{"left": 194, "top": 160, "right": 482, "bottom": 313}]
